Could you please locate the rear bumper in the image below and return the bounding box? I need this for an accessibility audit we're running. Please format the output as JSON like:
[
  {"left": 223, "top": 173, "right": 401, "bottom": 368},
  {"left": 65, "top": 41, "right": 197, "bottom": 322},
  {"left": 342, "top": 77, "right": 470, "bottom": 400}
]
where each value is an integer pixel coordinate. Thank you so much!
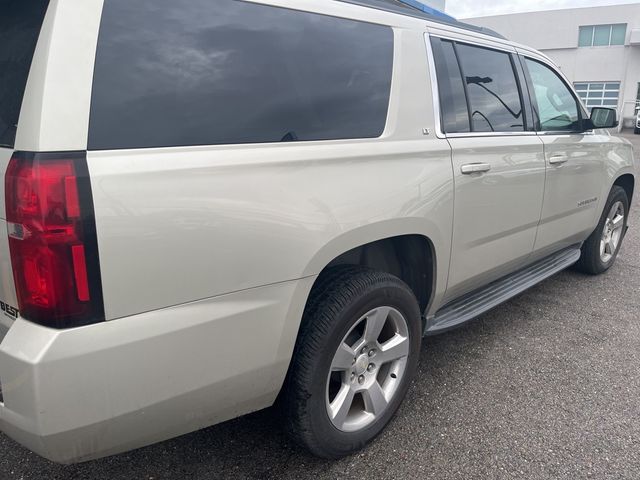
[{"left": 0, "top": 277, "right": 313, "bottom": 464}]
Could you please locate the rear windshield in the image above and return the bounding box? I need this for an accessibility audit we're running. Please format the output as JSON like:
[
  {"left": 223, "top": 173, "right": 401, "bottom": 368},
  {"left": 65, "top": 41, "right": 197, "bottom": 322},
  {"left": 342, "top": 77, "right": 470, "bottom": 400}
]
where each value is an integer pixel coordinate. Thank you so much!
[
  {"left": 0, "top": 0, "right": 49, "bottom": 148},
  {"left": 89, "top": 0, "right": 394, "bottom": 150}
]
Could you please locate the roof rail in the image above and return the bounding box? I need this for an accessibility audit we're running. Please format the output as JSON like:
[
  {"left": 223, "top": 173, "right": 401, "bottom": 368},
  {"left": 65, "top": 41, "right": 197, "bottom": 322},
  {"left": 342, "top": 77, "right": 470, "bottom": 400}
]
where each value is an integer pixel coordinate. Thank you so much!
[
  {"left": 395, "top": 0, "right": 456, "bottom": 21},
  {"left": 337, "top": 0, "right": 507, "bottom": 40}
]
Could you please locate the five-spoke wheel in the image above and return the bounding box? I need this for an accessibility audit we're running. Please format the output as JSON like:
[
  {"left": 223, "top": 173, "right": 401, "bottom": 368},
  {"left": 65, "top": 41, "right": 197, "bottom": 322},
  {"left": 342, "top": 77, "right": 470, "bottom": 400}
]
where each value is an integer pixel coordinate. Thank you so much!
[
  {"left": 327, "top": 306, "right": 409, "bottom": 432},
  {"left": 577, "top": 185, "right": 629, "bottom": 274},
  {"left": 600, "top": 201, "right": 625, "bottom": 263},
  {"left": 283, "top": 267, "right": 421, "bottom": 459}
]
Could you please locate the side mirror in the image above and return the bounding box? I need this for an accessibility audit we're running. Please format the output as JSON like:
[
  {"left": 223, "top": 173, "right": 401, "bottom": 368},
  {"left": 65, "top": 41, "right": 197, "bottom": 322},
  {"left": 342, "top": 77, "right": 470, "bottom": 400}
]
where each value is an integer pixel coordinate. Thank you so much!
[{"left": 588, "top": 107, "right": 618, "bottom": 129}]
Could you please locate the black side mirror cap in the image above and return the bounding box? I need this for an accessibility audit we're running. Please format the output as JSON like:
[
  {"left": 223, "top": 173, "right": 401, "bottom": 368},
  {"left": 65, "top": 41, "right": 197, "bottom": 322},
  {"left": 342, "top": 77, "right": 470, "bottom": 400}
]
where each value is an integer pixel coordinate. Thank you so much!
[{"left": 587, "top": 107, "right": 618, "bottom": 129}]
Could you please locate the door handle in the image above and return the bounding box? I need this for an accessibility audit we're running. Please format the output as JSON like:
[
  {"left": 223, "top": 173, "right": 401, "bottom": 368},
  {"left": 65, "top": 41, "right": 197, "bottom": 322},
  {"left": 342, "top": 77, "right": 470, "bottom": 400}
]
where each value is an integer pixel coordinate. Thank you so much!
[
  {"left": 460, "top": 163, "right": 491, "bottom": 174},
  {"left": 548, "top": 154, "right": 569, "bottom": 165}
]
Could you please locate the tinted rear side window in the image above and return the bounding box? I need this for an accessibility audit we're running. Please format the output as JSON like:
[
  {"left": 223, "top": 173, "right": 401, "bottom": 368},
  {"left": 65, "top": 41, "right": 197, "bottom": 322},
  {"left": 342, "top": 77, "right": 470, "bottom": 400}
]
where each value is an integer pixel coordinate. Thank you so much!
[
  {"left": 455, "top": 44, "right": 524, "bottom": 132},
  {"left": 0, "top": 0, "right": 49, "bottom": 148},
  {"left": 89, "top": 0, "right": 394, "bottom": 150}
]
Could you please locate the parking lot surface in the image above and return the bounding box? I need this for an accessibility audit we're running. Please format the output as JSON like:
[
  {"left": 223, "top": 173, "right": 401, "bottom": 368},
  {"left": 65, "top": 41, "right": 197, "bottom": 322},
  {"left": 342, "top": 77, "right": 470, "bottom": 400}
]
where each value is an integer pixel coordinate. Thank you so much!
[{"left": 1, "top": 133, "right": 639, "bottom": 480}]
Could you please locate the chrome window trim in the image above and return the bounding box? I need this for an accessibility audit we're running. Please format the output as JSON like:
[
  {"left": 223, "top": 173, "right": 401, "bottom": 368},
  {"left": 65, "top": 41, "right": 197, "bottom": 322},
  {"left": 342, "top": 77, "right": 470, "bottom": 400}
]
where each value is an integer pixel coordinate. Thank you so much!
[
  {"left": 447, "top": 131, "right": 538, "bottom": 138},
  {"left": 519, "top": 53, "right": 592, "bottom": 136},
  {"left": 425, "top": 33, "right": 532, "bottom": 140},
  {"left": 424, "top": 33, "right": 446, "bottom": 139},
  {"left": 427, "top": 35, "right": 599, "bottom": 139},
  {"left": 538, "top": 130, "right": 595, "bottom": 136},
  {"left": 428, "top": 32, "right": 516, "bottom": 54}
]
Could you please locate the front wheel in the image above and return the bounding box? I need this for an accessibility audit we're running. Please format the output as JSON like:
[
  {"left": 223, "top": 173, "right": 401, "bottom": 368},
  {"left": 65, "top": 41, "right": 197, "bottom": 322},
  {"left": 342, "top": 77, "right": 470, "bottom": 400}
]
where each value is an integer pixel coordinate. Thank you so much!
[
  {"left": 576, "top": 185, "right": 629, "bottom": 275},
  {"left": 283, "top": 267, "right": 422, "bottom": 458}
]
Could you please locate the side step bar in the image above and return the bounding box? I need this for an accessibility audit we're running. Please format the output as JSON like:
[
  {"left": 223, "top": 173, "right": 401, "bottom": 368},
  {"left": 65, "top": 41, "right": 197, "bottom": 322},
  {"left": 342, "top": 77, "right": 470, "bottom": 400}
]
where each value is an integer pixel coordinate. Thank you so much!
[{"left": 425, "top": 247, "right": 582, "bottom": 335}]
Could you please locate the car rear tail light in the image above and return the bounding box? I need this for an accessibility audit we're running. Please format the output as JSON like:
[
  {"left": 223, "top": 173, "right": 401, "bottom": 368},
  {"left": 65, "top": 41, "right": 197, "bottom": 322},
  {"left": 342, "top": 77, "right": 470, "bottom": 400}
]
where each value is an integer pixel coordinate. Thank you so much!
[{"left": 5, "top": 152, "right": 104, "bottom": 328}]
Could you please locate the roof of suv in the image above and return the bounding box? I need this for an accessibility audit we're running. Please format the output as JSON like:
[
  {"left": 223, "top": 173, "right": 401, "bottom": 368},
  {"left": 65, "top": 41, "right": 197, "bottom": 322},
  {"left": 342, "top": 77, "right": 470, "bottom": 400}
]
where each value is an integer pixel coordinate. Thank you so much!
[{"left": 337, "top": 0, "right": 507, "bottom": 39}]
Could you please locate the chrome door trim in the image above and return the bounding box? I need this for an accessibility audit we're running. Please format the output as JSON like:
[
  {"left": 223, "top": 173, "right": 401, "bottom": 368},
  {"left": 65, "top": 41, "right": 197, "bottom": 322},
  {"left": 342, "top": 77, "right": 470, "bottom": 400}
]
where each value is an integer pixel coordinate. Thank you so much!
[
  {"left": 517, "top": 52, "right": 591, "bottom": 123},
  {"left": 428, "top": 32, "right": 517, "bottom": 54},
  {"left": 537, "top": 130, "right": 596, "bottom": 136},
  {"left": 425, "top": 33, "right": 537, "bottom": 141},
  {"left": 447, "top": 132, "right": 538, "bottom": 138},
  {"left": 424, "top": 33, "right": 446, "bottom": 139}
]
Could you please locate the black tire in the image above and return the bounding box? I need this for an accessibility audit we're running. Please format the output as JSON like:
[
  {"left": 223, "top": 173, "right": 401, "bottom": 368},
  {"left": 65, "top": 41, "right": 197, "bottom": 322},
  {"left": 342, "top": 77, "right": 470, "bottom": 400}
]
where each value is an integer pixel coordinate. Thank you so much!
[
  {"left": 635, "top": 127, "right": 640, "bottom": 135},
  {"left": 283, "top": 266, "right": 422, "bottom": 459},
  {"left": 575, "top": 185, "right": 629, "bottom": 275}
]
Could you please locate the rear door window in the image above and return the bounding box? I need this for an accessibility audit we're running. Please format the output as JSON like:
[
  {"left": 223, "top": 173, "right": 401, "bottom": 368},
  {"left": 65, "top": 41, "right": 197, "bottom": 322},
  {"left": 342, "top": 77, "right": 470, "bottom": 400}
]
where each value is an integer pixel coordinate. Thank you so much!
[
  {"left": 0, "top": 0, "right": 49, "bottom": 148},
  {"left": 455, "top": 44, "right": 525, "bottom": 132},
  {"left": 89, "top": 0, "right": 394, "bottom": 150}
]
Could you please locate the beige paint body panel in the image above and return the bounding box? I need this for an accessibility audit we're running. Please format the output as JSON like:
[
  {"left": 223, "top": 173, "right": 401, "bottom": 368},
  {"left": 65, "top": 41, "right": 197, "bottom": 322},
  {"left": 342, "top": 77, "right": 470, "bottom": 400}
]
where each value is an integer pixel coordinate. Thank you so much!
[
  {"left": 0, "top": 0, "right": 635, "bottom": 466},
  {"left": 89, "top": 139, "right": 454, "bottom": 321},
  {"left": 0, "top": 148, "right": 12, "bottom": 220},
  {"left": 0, "top": 150, "right": 18, "bottom": 341},
  {"left": 89, "top": 27, "right": 455, "bottom": 321},
  {"left": 444, "top": 136, "right": 546, "bottom": 302},
  {"left": 0, "top": 278, "right": 313, "bottom": 463},
  {"left": 14, "top": 0, "right": 103, "bottom": 152},
  {"left": 1, "top": 10, "right": 455, "bottom": 463},
  {"left": 514, "top": 48, "right": 636, "bottom": 257},
  {"left": 534, "top": 133, "right": 611, "bottom": 254}
]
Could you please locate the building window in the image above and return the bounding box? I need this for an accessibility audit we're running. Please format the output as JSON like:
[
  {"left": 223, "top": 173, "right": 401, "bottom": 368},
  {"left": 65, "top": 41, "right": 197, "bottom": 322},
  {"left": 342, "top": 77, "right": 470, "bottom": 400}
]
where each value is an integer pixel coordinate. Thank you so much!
[
  {"left": 578, "top": 24, "right": 626, "bottom": 47},
  {"left": 574, "top": 82, "right": 620, "bottom": 109}
]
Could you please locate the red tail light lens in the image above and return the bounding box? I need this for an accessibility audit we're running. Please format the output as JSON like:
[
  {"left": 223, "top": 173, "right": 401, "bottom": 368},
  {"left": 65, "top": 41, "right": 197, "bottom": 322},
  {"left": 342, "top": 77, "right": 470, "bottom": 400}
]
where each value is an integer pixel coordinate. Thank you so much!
[{"left": 5, "top": 152, "right": 104, "bottom": 328}]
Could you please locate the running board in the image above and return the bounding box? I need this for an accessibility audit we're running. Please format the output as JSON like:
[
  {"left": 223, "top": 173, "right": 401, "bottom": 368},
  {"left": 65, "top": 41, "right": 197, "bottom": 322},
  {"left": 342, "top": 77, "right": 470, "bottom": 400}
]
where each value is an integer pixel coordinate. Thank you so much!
[{"left": 425, "top": 247, "right": 581, "bottom": 335}]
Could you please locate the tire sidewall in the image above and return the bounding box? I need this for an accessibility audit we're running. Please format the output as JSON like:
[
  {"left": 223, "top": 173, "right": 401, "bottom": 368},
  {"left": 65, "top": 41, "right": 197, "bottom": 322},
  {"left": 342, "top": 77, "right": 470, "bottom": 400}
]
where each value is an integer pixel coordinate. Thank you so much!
[{"left": 303, "top": 280, "right": 421, "bottom": 457}]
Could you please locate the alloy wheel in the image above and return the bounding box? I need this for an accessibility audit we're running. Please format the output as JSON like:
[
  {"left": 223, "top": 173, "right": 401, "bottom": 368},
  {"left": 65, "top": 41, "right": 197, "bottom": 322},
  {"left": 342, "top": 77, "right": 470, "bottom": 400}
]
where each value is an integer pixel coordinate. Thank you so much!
[
  {"left": 325, "top": 306, "right": 410, "bottom": 432},
  {"left": 600, "top": 201, "right": 625, "bottom": 263}
]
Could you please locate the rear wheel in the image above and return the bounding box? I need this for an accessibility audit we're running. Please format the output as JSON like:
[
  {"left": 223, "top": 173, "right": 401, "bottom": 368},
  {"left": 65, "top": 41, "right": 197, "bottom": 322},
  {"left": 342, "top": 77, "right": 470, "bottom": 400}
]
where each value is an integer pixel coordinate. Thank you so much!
[
  {"left": 283, "top": 267, "right": 422, "bottom": 458},
  {"left": 576, "top": 186, "right": 629, "bottom": 274}
]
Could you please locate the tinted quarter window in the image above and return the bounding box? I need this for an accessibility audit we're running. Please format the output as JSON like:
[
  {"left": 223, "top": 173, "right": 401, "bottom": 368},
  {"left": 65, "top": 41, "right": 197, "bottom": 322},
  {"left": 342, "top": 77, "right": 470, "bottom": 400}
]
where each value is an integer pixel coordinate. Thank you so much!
[
  {"left": 89, "top": 0, "right": 393, "bottom": 150},
  {"left": 0, "top": 0, "right": 49, "bottom": 148},
  {"left": 430, "top": 38, "right": 470, "bottom": 133},
  {"left": 456, "top": 44, "right": 524, "bottom": 132},
  {"left": 525, "top": 59, "right": 580, "bottom": 132}
]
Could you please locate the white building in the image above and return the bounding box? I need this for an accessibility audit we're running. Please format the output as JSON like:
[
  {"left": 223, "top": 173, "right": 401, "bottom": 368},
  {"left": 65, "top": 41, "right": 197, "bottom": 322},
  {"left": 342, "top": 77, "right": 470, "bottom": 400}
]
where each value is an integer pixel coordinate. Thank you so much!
[{"left": 466, "top": 4, "right": 640, "bottom": 129}]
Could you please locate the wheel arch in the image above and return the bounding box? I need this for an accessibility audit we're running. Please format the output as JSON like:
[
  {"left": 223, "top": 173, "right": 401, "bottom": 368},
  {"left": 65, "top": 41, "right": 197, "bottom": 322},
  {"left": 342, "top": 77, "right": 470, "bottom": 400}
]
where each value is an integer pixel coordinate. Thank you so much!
[
  {"left": 321, "top": 234, "right": 436, "bottom": 316},
  {"left": 273, "top": 221, "right": 446, "bottom": 401},
  {"left": 301, "top": 219, "right": 444, "bottom": 319},
  {"left": 613, "top": 173, "right": 635, "bottom": 206},
  {"left": 275, "top": 230, "right": 438, "bottom": 406}
]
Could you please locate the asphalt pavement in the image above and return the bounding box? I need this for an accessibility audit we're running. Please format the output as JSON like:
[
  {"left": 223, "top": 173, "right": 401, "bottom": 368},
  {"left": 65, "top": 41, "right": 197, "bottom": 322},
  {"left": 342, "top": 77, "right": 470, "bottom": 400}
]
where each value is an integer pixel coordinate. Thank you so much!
[{"left": 1, "top": 132, "right": 639, "bottom": 480}]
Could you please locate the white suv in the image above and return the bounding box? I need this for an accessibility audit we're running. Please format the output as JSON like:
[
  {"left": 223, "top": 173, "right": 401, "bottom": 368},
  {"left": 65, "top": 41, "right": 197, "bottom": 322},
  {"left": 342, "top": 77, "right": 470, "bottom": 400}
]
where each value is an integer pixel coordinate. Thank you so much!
[{"left": 0, "top": 0, "right": 635, "bottom": 464}]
